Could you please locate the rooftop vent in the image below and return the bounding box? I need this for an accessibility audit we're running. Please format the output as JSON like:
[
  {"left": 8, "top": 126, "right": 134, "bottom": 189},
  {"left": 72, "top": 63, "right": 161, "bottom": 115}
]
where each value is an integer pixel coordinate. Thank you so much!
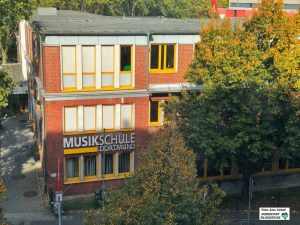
[{"left": 37, "top": 7, "right": 57, "bottom": 16}]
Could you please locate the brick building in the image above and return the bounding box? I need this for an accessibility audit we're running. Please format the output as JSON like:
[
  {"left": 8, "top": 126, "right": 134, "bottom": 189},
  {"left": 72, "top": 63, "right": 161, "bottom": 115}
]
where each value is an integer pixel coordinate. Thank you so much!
[{"left": 20, "top": 8, "right": 203, "bottom": 195}]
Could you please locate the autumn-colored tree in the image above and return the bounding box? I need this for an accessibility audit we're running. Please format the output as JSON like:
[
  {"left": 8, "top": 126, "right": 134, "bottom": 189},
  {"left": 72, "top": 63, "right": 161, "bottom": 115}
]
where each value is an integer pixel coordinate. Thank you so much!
[
  {"left": 167, "top": 0, "right": 300, "bottom": 200},
  {"left": 85, "top": 125, "right": 225, "bottom": 225}
]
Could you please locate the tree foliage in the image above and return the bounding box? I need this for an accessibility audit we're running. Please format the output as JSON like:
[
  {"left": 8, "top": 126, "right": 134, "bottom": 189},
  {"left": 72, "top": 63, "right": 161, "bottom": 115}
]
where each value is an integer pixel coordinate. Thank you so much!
[
  {"left": 0, "top": 0, "right": 33, "bottom": 64},
  {"left": 85, "top": 125, "right": 225, "bottom": 225},
  {"left": 35, "top": 0, "right": 211, "bottom": 18},
  {"left": 0, "top": 69, "right": 15, "bottom": 108},
  {"left": 167, "top": 0, "right": 300, "bottom": 199}
]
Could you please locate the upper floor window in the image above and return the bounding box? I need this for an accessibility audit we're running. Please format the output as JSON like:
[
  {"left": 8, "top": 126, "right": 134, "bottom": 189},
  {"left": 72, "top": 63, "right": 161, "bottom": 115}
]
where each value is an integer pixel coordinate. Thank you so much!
[
  {"left": 150, "top": 44, "right": 176, "bottom": 73},
  {"left": 120, "top": 46, "right": 132, "bottom": 87},
  {"left": 149, "top": 100, "right": 167, "bottom": 126},
  {"left": 62, "top": 46, "right": 77, "bottom": 90},
  {"left": 82, "top": 46, "right": 96, "bottom": 89},
  {"left": 63, "top": 103, "right": 134, "bottom": 134},
  {"left": 101, "top": 46, "right": 114, "bottom": 88}
]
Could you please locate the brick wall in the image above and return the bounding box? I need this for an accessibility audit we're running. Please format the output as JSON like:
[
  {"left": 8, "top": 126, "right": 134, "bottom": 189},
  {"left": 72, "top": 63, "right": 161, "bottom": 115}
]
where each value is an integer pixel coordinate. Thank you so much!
[
  {"left": 44, "top": 97, "right": 150, "bottom": 195},
  {"left": 149, "top": 44, "right": 194, "bottom": 84},
  {"left": 43, "top": 46, "right": 61, "bottom": 93}
]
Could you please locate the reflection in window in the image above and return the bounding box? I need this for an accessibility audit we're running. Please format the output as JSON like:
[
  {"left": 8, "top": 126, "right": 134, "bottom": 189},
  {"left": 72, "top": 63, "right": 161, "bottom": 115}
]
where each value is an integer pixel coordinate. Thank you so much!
[
  {"left": 150, "top": 101, "right": 159, "bottom": 124},
  {"left": 151, "top": 45, "right": 159, "bottom": 69}
]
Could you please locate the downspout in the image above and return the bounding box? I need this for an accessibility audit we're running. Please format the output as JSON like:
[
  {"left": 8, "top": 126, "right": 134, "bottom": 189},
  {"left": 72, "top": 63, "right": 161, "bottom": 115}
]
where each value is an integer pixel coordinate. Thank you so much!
[{"left": 146, "top": 32, "right": 151, "bottom": 96}]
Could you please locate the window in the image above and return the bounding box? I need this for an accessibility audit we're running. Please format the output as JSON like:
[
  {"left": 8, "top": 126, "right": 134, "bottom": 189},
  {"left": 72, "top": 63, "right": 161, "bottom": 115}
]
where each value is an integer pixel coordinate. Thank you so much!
[
  {"left": 83, "top": 106, "right": 96, "bottom": 131},
  {"left": 120, "top": 46, "right": 132, "bottom": 87},
  {"left": 64, "top": 107, "right": 77, "bottom": 133},
  {"left": 121, "top": 104, "right": 132, "bottom": 129},
  {"left": 101, "top": 46, "right": 114, "bottom": 87},
  {"left": 119, "top": 152, "right": 130, "bottom": 173},
  {"left": 102, "top": 154, "right": 114, "bottom": 175},
  {"left": 149, "top": 100, "right": 161, "bottom": 125},
  {"left": 150, "top": 44, "right": 176, "bottom": 72},
  {"left": 66, "top": 157, "right": 79, "bottom": 179},
  {"left": 62, "top": 46, "right": 76, "bottom": 90},
  {"left": 82, "top": 46, "right": 95, "bottom": 89},
  {"left": 84, "top": 155, "right": 97, "bottom": 177},
  {"left": 102, "top": 105, "right": 115, "bottom": 131}
]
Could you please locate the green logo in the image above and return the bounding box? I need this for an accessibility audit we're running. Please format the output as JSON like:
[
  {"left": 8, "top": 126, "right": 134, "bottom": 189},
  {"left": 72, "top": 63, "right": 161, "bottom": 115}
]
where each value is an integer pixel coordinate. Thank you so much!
[{"left": 282, "top": 212, "right": 288, "bottom": 220}]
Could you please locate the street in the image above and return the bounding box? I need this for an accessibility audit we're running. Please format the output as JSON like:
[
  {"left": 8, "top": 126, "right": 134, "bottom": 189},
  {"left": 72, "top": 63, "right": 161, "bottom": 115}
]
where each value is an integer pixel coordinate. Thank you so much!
[{"left": 0, "top": 113, "right": 84, "bottom": 225}]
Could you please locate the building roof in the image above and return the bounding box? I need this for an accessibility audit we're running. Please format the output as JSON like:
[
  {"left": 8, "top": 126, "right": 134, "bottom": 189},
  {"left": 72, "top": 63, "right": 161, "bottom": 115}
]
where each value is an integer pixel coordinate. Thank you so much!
[{"left": 32, "top": 9, "right": 209, "bottom": 36}]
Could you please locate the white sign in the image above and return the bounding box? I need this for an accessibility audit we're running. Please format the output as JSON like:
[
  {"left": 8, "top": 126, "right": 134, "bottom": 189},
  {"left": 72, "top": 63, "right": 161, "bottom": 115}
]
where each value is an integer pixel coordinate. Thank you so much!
[
  {"left": 259, "top": 207, "right": 290, "bottom": 220},
  {"left": 55, "top": 192, "right": 63, "bottom": 202}
]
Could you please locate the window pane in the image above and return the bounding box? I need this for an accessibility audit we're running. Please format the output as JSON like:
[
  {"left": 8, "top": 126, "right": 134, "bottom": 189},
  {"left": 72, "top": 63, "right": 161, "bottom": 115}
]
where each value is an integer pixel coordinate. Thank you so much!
[
  {"left": 160, "top": 45, "right": 164, "bottom": 69},
  {"left": 66, "top": 157, "right": 79, "bottom": 178},
  {"left": 120, "top": 73, "right": 131, "bottom": 86},
  {"left": 101, "top": 46, "right": 114, "bottom": 72},
  {"left": 119, "top": 153, "right": 130, "bottom": 173},
  {"left": 65, "top": 107, "right": 77, "bottom": 132},
  {"left": 62, "top": 46, "right": 76, "bottom": 74},
  {"left": 83, "top": 74, "right": 95, "bottom": 88},
  {"left": 101, "top": 74, "right": 114, "bottom": 87},
  {"left": 166, "top": 45, "right": 174, "bottom": 69},
  {"left": 151, "top": 45, "right": 159, "bottom": 69},
  {"left": 63, "top": 75, "right": 76, "bottom": 88},
  {"left": 84, "top": 106, "right": 96, "bottom": 131},
  {"left": 84, "top": 155, "right": 96, "bottom": 177},
  {"left": 102, "top": 154, "right": 113, "bottom": 174},
  {"left": 150, "top": 101, "right": 159, "bottom": 123},
  {"left": 121, "top": 105, "right": 132, "bottom": 129},
  {"left": 103, "top": 105, "right": 114, "bottom": 130},
  {"left": 82, "top": 46, "right": 95, "bottom": 73},
  {"left": 120, "top": 46, "right": 131, "bottom": 71}
]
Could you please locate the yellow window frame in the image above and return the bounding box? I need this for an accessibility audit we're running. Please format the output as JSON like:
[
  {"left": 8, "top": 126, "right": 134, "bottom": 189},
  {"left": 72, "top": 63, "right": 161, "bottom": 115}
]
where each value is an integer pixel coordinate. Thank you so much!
[
  {"left": 101, "top": 153, "right": 115, "bottom": 179},
  {"left": 120, "top": 104, "right": 133, "bottom": 131},
  {"left": 83, "top": 105, "right": 97, "bottom": 132},
  {"left": 120, "top": 45, "right": 133, "bottom": 88},
  {"left": 101, "top": 45, "right": 115, "bottom": 89},
  {"left": 102, "top": 105, "right": 115, "bottom": 132},
  {"left": 62, "top": 46, "right": 77, "bottom": 90},
  {"left": 149, "top": 100, "right": 162, "bottom": 126},
  {"left": 150, "top": 44, "right": 176, "bottom": 73},
  {"left": 82, "top": 45, "right": 96, "bottom": 90},
  {"left": 65, "top": 156, "right": 80, "bottom": 182},
  {"left": 118, "top": 151, "right": 133, "bottom": 178},
  {"left": 64, "top": 106, "right": 78, "bottom": 134},
  {"left": 83, "top": 154, "right": 98, "bottom": 180}
]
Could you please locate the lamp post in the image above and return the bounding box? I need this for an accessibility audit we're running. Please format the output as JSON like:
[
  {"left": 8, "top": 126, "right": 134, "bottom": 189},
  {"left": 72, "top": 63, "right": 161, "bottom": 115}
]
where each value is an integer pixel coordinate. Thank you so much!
[{"left": 248, "top": 176, "right": 253, "bottom": 225}]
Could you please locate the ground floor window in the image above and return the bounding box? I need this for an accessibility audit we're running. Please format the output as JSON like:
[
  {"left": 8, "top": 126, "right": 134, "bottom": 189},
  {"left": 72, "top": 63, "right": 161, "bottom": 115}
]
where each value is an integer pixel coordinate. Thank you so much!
[
  {"left": 66, "top": 157, "right": 79, "bottom": 179},
  {"left": 119, "top": 152, "right": 130, "bottom": 173},
  {"left": 84, "top": 155, "right": 97, "bottom": 177},
  {"left": 64, "top": 151, "right": 134, "bottom": 183},
  {"left": 102, "top": 154, "right": 114, "bottom": 175}
]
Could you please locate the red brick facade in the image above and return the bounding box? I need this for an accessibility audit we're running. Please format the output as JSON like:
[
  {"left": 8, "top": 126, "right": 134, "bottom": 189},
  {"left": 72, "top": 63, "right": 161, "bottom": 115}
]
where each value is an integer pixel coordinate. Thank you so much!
[{"left": 32, "top": 42, "right": 194, "bottom": 195}]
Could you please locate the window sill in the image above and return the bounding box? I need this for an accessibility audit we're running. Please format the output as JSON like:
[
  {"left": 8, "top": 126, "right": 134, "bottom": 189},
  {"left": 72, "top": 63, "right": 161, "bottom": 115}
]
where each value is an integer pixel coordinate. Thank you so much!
[
  {"left": 150, "top": 69, "right": 177, "bottom": 74},
  {"left": 64, "top": 174, "right": 132, "bottom": 184},
  {"left": 61, "top": 87, "right": 135, "bottom": 92},
  {"left": 149, "top": 123, "right": 163, "bottom": 127},
  {"left": 63, "top": 129, "right": 135, "bottom": 136}
]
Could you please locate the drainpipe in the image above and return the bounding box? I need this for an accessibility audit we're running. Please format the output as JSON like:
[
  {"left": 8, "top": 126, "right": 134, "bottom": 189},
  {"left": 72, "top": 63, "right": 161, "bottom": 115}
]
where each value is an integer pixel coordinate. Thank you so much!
[{"left": 146, "top": 32, "right": 151, "bottom": 97}]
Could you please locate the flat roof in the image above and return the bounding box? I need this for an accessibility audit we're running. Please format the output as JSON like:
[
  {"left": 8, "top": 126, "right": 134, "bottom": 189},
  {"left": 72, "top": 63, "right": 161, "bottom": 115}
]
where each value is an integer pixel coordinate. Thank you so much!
[{"left": 32, "top": 10, "right": 209, "bottom": 35}]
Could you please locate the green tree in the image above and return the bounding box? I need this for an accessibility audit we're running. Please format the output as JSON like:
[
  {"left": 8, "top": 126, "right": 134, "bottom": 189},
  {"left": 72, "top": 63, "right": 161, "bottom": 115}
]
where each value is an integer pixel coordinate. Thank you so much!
[
  {"left": 0, "top": 0, "right": 33, "bottom": 64},
  {"left": 85, "top": 125, "right": 225, "bottom": 225},
  {"left": 167, "top": 0, "right": 300, "bottom": 200},
  {"left": 0, "top": 69, "right": 15, "bottom": 124},
  {"left": 35, "top": 0, "right": 211, "bottom": 18}
]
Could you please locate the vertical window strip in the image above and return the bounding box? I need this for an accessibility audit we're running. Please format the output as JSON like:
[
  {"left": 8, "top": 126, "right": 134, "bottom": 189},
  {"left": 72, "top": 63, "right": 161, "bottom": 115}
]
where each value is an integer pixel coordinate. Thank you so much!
[
  {"left": 62, "top": 46, "right": 77, "bottom": 90},
  {"left": 82, "top": 46, "right": 96, "bottom": 89}
]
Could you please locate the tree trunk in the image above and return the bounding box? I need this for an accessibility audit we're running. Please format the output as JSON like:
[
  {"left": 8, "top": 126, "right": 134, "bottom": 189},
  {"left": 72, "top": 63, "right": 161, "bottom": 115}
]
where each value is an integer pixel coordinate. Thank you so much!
[{"left": 1, "top": 48, "right": 7, "bottom": 64}]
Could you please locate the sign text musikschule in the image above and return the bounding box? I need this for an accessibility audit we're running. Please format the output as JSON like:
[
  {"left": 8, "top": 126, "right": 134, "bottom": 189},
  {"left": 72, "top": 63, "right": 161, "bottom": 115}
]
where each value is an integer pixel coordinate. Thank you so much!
[{"left": 63, "top": 132, "right": 136, "bottom": 152}]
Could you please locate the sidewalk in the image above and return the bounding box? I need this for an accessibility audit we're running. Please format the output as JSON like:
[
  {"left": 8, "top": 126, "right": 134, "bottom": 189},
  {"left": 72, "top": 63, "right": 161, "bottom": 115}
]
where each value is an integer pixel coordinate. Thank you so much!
[{"left": 0, "top": 113, "right": 84, "bottom": 225}]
